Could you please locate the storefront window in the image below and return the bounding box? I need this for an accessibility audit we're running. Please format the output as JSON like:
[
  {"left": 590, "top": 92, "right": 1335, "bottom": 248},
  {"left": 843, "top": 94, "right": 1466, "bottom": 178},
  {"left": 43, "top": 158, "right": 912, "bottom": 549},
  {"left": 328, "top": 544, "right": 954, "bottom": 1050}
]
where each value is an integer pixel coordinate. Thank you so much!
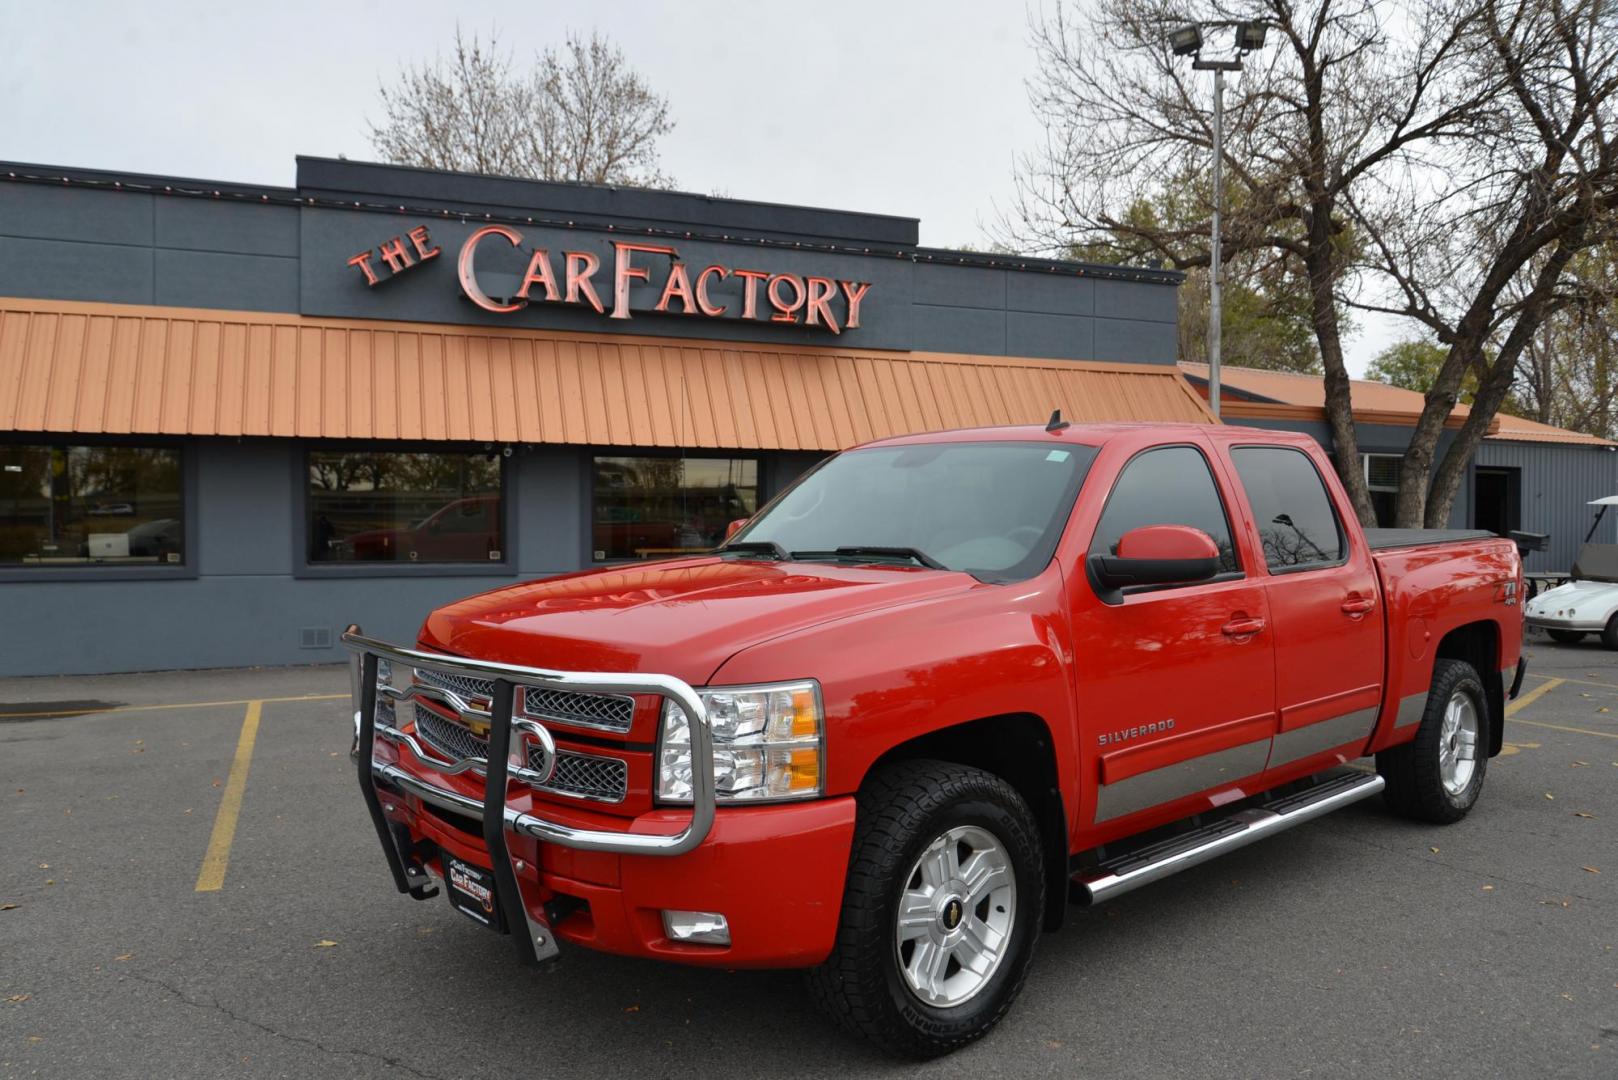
[
  {"left": 0, "top": 444, "right": 184, "bottom": 566},
  {"left": 592, "top": 456, "right": 759, "bottom": 561},
  {"left": 307, "top": 451, "right": 504, "bottom": 564}
]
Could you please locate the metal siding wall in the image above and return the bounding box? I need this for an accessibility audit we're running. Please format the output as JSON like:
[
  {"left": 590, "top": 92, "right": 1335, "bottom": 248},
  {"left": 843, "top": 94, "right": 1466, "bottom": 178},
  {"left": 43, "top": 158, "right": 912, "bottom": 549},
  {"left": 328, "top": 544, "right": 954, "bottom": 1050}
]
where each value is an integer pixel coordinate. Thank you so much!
[
  {"left": 3, "top": 175, "right": 1180, "bottom": 364},
  {"left": 1475, "top": 440, "right": 1618, "bottom": 572},
  {"left": 0, "top": 437, "right": 824, "bottom": 677}
]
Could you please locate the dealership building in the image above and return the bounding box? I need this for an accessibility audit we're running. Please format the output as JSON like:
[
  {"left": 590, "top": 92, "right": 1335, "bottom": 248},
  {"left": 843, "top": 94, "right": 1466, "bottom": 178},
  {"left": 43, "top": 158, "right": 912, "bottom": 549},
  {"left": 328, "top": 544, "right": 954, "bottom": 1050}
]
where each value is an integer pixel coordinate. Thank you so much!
[{"left": 2, "top": 157, "right": 1612, "bottom": 677}]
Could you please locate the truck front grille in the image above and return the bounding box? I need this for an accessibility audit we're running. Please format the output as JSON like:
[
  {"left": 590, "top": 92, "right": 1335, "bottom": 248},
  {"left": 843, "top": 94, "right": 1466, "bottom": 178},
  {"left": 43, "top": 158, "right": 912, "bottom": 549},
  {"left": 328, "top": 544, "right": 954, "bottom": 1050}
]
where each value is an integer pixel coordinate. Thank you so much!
[
  {"left": 413, "top": 705, "right": 629, "bottom": 804},
  {"left": 414, "top": 667, "right": 635, "bottom": 732}
]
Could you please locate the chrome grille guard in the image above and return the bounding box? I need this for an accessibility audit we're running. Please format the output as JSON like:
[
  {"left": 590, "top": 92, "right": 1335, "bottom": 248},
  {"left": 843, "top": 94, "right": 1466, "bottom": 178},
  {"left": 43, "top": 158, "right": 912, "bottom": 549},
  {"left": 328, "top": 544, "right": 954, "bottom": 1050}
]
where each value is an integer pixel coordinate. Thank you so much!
[{"left": 342, "top": 625, "right": 715, "bottom": 965}]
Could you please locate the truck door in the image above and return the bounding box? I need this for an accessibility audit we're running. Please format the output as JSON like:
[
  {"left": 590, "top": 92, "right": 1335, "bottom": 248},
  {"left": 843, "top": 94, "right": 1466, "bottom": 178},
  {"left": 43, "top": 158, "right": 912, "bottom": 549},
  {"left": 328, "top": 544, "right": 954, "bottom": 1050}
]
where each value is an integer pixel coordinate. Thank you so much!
[
  {"left": 1226, "top": 445, "right": 1384, "bottom": 775},
  {"left": 1073, "top": 443, "right": 1277, "bottom": 827}
]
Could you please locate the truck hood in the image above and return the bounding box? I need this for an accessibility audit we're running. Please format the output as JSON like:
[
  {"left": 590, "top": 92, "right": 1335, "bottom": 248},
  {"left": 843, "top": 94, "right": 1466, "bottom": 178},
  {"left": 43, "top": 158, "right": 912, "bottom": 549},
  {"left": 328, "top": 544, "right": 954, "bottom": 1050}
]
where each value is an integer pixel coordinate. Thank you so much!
[
  {"left": 1526, "top": 577, "right": 1618, "bottom": 616},
  {"left": 419, "top": 557, "right": 976, "bottom": 684}
]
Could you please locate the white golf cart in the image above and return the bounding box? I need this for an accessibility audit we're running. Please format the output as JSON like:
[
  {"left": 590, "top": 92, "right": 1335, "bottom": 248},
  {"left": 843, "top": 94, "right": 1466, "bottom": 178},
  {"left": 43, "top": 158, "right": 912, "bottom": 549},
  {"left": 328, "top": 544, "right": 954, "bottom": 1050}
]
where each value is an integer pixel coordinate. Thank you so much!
[{"left": 1524, "top": 495, "right": 1618, "bottom": 648}]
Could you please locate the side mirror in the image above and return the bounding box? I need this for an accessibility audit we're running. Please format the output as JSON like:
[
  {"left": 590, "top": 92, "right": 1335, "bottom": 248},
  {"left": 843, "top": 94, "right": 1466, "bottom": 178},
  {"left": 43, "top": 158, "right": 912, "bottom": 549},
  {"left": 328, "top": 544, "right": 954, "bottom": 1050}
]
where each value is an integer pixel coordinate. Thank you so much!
[
  {"left": 1089, "top": 524, "right": 1220, "bottom": 602},
  {"left": 725, "top": 518, "right": 749, "bottom": 540}
]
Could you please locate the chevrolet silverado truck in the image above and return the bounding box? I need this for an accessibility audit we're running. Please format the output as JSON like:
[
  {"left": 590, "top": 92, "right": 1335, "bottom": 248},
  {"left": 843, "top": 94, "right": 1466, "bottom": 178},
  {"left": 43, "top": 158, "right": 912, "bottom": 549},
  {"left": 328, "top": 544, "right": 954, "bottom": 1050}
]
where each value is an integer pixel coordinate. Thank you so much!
[{"left": 345, "top": 421, "right": 1525, "bottom": 1057}]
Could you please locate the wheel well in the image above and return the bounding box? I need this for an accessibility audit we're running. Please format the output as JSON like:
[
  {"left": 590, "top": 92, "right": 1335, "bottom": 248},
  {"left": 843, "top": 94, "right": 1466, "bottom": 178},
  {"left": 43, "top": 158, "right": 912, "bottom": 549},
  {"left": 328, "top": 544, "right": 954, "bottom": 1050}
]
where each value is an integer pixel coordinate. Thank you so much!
[
  {"left": 1434, "top": 621, "right": 1504, "bottom": 757},
  {"left": 867, "top": 714, "right": 1070, "bottom": 932}
]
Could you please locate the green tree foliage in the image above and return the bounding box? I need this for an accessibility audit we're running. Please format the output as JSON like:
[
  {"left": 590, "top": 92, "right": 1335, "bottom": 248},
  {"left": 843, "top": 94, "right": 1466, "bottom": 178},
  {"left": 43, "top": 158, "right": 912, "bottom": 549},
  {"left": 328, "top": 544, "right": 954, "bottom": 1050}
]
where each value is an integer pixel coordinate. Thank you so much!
[{"left": 1365, "top": 340, "right": 1474, "bottom": 401}]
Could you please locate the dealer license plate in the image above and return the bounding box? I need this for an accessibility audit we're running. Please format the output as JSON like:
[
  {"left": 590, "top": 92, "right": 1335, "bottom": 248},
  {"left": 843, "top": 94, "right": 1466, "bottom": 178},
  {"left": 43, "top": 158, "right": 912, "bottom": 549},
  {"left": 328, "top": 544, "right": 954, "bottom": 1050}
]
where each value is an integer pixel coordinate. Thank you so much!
[{"left": 444, "top": 855, "right": 501, "bottom": 931}]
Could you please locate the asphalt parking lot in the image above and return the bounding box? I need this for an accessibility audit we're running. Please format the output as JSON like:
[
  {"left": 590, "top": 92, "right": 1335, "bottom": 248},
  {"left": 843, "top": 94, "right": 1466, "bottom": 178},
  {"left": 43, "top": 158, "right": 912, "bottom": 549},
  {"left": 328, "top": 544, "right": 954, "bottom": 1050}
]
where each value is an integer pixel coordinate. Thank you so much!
[{"left": 2, "top": 639, "right": 1615, "bottom": 1080}]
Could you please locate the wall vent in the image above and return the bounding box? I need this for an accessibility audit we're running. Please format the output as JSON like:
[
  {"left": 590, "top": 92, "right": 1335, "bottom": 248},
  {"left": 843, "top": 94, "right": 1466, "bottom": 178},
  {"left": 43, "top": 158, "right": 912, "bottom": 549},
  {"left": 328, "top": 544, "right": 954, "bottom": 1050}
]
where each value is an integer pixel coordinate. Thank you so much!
[{"left": 299, "top": 627, "right": 333, "bottom": 650}]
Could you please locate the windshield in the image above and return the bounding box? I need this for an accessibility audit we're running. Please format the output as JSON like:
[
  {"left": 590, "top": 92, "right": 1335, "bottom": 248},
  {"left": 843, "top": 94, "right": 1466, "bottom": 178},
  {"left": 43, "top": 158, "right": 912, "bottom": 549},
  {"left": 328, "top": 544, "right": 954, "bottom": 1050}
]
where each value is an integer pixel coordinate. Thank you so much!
[{"left": 733, "top": 441, "right": 1098, "bottom": 582}]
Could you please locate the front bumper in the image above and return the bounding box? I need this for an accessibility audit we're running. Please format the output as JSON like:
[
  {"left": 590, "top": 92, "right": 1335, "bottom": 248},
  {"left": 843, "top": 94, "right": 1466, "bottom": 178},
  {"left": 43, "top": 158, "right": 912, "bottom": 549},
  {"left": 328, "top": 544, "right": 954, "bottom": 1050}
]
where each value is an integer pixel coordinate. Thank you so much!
[
  {"left": 345, "top": 626, "right": 855, "bottom": 969},
  {"left": 1525, "top": 613, "right": 1607, "bottom": 632}
]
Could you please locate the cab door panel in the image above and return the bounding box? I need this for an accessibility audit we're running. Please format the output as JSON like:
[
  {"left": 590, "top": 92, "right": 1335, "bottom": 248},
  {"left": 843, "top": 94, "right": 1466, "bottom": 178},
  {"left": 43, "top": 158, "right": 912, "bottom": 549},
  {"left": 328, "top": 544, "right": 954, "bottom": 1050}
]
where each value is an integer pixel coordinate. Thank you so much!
[
  {"left": 1224, "top": 444, "right": 1386, "bottom": 777},
  {"left": 1071, "top": 441, "right": 1276, "bottom": 827}
]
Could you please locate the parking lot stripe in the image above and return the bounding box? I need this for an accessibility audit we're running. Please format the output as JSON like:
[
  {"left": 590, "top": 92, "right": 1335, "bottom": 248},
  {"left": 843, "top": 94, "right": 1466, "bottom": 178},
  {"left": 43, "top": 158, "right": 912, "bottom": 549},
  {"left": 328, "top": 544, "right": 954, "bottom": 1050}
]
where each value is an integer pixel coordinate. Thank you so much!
[
  {"left": 194, "top": 699, "right": 264, "bottom": 893},
  {"left": 2, "top": 692, "right": 345, "bottom": 720},
  {"left": 1507, "top": 677, "right": 1564, "bottom": 717},
  {"left": 1512, "top": 718, "right": 1618, "bottom": 740}
]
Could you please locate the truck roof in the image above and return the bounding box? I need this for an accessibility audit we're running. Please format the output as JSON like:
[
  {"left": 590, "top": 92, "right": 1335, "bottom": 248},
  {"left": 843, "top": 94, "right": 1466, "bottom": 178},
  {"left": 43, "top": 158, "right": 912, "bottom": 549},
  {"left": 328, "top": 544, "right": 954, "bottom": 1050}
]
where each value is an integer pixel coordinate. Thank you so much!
[{"left": 859, "top": 422, "right": 1322, "bottom": 451}]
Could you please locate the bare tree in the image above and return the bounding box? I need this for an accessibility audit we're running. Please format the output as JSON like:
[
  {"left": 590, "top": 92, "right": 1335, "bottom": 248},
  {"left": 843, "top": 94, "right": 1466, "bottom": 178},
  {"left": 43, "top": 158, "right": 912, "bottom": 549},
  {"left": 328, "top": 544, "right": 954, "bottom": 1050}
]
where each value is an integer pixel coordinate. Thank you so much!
[
  {"left": 1358, "top": 0, "right": 1618, "bottom": 525},
  {"left": 368, "top": 28, "right": 675, "bottom": 187},
  {"left": 1514, "top": 242, "right": 1618, "bottom": 435},
  {"left": 1001, "top": 0, "right": 1498, "bottom": 526},
  {"left": 1003, "top": 0, "right": 1618, "bottom": 528}
]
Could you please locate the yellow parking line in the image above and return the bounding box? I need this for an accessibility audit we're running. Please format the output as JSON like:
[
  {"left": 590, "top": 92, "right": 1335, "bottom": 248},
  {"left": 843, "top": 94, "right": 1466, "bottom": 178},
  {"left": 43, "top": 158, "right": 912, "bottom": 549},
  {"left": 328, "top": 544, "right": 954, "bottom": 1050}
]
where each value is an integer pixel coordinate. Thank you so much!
[
  {"left": 1507, "top": 677, "right": 1564, "bottom": 716},
  {"left": 2, "top": 692, "right": 345, "bottom": 720},
  {"left": 194, "top": 700, "right": 264, "bottom": 893},
  {"left": 1524, "top": 672, "right": 1618, "bottom": 691},
  {"left": 1512, "top": 718, "right": 1618, "bottom": 740}
]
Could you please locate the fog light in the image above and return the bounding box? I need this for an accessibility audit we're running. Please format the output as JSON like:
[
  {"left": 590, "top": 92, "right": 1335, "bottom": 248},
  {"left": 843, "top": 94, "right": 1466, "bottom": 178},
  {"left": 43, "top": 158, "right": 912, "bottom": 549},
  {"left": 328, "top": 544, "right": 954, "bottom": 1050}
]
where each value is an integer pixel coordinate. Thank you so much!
[{"left": 662, "top": 910, "right": 730, "bottom": 945}]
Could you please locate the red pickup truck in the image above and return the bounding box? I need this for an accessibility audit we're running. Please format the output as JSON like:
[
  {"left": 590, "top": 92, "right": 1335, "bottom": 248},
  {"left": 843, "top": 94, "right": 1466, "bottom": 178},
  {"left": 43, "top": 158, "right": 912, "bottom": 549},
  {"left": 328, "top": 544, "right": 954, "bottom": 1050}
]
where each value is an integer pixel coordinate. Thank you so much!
[{"left": 345, "top": 421, "right": 1525, "bottom": 1057}]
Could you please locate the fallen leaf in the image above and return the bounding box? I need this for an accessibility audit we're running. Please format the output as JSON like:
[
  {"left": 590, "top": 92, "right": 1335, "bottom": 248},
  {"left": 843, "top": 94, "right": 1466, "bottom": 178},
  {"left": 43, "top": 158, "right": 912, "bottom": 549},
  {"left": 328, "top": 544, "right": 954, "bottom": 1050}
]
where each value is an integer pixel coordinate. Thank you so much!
[
  {"left": 1562, "top": 992, "right": 1576, "bottom": 1002},
  {"left": 37, "top": 864, "right": 47, "bottom": 870},
  {"left": 6, "top": 994, "right": 29, "bottom": 1003},
  {"left": 1539, "top": 898, "right": 1573, "bottom": 908},
  {"left": 0, "top": 903, "right": 17, "bottom": 911},
  {"left": 1583, "top": 866, "right": 1601, "bottom": 874},
  {"left": 314, "top": 939, "right": 338, "bottom": 948},
  {"left": 1430, "top": 846, "right": 1440, "bottom": 854},
  {"left": 1482, "top": 885, "right": 1495, "bottom": 891},
  {"left": 44, "top": 880, "right": 54, "bottom": 886},
  {"left": 1576, "top": 811, "right": 1596, "bottom": 818},
  {"left": 211, "top": 780, "right": 222, "bottom": 788},
  {"left": 623, "top": 1004, "right": 640, "bottom": 1013},
  {"left": 114, "top": 953, "right": 133, "bottom": 961},
  {"left": 1573, "top": 761, "right": 1589, "bottom": 767},
  {"left": 1546, "top": 793, "right": 1557, "bottom": 800},
  {"left": 1600, "top": 708, "right": 1611, "bottom": 714}
]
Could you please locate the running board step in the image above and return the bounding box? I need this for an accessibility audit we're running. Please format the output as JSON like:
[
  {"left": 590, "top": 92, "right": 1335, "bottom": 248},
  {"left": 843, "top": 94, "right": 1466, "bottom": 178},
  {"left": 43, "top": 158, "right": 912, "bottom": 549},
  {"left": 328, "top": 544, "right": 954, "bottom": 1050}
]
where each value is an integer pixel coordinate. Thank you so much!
[{"left": 1074, "top": 772, "right": 1385, "bottom": 906}]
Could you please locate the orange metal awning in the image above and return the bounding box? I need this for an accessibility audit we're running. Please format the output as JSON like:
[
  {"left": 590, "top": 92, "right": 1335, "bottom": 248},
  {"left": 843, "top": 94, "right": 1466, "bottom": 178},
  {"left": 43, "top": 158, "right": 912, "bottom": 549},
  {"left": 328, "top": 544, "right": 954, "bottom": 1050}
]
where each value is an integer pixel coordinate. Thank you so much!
[{"left": 0, "top": 298, "right": 1214, "bottom": 449}]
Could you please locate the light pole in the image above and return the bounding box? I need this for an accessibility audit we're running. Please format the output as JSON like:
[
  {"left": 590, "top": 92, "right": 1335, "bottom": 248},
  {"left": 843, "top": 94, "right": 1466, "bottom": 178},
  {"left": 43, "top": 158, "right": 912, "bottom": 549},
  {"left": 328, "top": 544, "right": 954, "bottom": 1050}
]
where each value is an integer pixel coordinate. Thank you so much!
[{"left": 1170, "top": 20, "right": 1268, "bottom": 421}]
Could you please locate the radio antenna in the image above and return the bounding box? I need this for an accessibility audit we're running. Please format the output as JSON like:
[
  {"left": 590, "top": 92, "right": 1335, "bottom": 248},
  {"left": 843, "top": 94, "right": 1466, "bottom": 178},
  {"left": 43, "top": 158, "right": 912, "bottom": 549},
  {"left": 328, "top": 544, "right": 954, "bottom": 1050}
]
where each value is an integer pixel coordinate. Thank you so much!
[{"left": 1046, "top": 409, "right": 1070, "bottom": 433}]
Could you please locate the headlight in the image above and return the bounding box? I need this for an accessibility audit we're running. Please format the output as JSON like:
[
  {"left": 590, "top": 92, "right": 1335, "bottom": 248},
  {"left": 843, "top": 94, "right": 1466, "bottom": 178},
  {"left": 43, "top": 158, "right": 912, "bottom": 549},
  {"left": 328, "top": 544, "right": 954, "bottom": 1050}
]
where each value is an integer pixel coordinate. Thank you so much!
[{"left": 658, "top": 681, "right": 823, "bottom": 803}]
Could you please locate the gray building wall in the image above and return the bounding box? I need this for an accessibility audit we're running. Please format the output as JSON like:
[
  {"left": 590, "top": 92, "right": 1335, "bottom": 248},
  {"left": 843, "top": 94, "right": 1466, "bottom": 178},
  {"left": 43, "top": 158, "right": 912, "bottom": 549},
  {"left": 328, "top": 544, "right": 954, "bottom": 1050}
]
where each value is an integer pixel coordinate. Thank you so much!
[
  {"left": 0, "top": 157, "right": 1171, "bottom": 676},
  {"left": 0, "top": 438, "right": 825, "bottom": 677},
  {"left": 1475, "top": 440, "right": 1618, "bottom": 572},
  {"left": 1, "top": 158, "right": 1184, "bottom": 365}
]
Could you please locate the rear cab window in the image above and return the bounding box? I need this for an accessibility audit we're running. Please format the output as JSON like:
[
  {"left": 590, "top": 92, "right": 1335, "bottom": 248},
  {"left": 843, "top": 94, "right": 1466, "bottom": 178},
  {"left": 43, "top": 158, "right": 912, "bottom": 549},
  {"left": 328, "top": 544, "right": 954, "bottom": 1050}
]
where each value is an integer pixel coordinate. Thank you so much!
[{"left": 1229, "top": 446, "right": 1346, "bottom": 572}]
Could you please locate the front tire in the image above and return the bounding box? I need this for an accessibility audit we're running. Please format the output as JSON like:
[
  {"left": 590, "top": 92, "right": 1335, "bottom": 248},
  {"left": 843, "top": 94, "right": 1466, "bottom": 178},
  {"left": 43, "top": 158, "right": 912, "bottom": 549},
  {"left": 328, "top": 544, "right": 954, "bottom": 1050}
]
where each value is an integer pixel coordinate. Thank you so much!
[
  {"left": 806, "top": 760, "right": 1044, "bottom": 1059},
  {"left": 1547, "top": 629, "right": 1586, "bottom": 644},
  {"left": 1602, "top": 615, "right": 1618, "bottom": 650},
  {"left": 1377, "top": 659, "right": 1489, "bottom": 823}
]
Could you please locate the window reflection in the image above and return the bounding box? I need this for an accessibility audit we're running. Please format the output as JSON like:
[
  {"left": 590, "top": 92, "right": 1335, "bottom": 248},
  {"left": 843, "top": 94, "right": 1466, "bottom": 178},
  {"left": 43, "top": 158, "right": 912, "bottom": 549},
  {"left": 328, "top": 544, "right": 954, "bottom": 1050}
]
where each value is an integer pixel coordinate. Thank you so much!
[
  {"left": 592, "top": 456, "right": 759, "bottom": 560},
  {"left": 307, "top": 451, "right": 503, "bottom": 563},
  {"left": 0, "top": 445, "right": 184, "bottom": 566}
]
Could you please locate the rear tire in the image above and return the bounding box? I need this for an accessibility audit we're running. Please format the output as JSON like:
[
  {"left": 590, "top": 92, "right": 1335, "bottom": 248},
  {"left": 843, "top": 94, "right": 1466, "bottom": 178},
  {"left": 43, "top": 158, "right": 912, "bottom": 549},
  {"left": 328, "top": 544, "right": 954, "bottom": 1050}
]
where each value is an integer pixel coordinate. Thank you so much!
[
  {"left": 806, "top": 760, "right": 1044, "bottom": 1059},
  {"left": 1377, "top": 659, "right": 1489, "bottom": 823},
  {"left": 1547, "top": 629, "right": 1586, "bottom": 645},
  {"left": 1602, "top": 616, "right": 1618, "bottom": 650}
]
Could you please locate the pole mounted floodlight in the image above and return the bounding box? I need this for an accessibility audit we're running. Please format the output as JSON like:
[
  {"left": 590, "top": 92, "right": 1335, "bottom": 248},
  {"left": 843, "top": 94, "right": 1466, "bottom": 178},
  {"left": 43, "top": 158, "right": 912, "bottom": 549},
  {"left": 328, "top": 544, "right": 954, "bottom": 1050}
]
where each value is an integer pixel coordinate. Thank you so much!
[
  {"left": 1165, "top": 18, "right": 1270, "bottom": 421},
  {"left": 1169, "top": 24, "right": 1203, "bottom": 55}
]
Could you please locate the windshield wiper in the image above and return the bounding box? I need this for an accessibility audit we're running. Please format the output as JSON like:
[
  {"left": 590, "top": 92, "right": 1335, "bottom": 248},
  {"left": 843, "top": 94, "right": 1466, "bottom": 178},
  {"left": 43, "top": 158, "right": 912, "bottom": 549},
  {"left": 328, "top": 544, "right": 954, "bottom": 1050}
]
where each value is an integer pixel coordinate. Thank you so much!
[
  {"left": 715, "top": 540, "right": 791, "bottom": 560},
  {"left": 790, "top": 545, "right": 948, "bottom": 570}
]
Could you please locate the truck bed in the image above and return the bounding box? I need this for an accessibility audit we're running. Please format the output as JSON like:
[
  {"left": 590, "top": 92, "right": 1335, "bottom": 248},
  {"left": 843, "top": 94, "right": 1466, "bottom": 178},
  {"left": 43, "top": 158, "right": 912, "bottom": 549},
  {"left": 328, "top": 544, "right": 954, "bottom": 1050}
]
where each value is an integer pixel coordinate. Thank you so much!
[{"left": 1363, "top": 528, "right": 1496, "bottom": 551}]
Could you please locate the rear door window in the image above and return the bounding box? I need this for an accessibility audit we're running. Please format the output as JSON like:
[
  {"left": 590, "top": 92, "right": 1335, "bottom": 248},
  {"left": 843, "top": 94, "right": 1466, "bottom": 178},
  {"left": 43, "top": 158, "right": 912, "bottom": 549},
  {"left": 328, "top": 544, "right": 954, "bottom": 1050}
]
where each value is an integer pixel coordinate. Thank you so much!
[{"left": 1230, "top": 447, "right": 1345, "bottom": 571}]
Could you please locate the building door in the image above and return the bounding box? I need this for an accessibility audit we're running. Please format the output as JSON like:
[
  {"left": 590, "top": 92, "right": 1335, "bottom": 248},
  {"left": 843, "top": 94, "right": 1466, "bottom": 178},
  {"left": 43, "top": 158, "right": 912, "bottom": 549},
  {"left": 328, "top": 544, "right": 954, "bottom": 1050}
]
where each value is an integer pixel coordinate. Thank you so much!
[
  {"left": 1229, "top": 446, "right": 1385, "bottom": 778},
  {"left": 1074, "top": 443, "right": 1277, "bottom": 826},
  {"left": 1474, "top": 467, "right": 1521, "bottom": 537}
]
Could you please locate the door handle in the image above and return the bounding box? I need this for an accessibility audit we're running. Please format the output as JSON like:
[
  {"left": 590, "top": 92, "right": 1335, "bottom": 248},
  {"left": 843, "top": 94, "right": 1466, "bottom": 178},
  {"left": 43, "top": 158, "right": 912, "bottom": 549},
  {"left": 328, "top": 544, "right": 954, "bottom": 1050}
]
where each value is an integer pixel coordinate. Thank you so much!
[
  {"left": 1222, "top": 617, "right": 1265, "bottom": 637},
  {"left": 1341, "top": 597, "right": 1376, "bottom": 615}
]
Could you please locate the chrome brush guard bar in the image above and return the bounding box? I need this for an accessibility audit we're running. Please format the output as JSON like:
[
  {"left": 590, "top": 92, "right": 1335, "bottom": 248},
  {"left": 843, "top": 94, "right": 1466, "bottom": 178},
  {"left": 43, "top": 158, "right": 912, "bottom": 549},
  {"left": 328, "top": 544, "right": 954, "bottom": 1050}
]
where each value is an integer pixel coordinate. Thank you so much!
[{"left": 342, "top": 625, "right": 715, "bottom": 964}]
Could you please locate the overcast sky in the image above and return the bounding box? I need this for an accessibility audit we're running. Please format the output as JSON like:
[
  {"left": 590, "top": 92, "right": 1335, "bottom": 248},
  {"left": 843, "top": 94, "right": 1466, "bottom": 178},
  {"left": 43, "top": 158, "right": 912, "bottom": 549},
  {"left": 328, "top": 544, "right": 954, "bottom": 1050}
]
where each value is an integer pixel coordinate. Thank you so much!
[{"left": 5, "top": 0, "right": 1395, "bottom": 372}]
